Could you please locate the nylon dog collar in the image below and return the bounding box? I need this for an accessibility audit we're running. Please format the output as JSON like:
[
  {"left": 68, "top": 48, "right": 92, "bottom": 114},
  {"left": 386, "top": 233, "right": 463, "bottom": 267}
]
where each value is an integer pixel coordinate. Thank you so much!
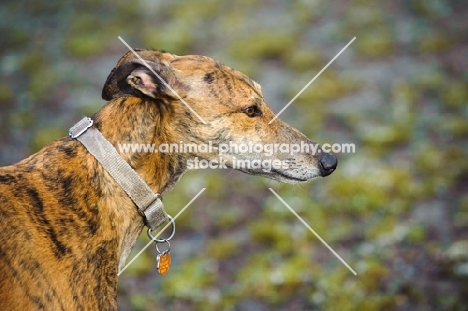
[{"left": 69, "top": 117, "right": 169, "bottom": 231}]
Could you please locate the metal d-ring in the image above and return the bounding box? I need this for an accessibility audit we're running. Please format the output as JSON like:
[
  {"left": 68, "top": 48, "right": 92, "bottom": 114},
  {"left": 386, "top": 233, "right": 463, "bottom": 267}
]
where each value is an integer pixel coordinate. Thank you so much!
[{"left": 147, "top": 215, "right": 175, "bottom": 243}]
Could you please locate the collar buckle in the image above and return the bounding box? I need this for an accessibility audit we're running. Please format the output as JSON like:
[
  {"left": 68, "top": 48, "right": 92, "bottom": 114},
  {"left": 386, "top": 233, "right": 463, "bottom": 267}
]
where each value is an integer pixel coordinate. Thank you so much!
[{"left": 69, "top": 117, "right": 93, "bottom": 138}]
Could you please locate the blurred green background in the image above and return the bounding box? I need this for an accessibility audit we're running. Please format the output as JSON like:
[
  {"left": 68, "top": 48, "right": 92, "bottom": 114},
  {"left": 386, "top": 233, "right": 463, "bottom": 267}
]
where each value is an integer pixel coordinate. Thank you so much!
[{"left": 1, "top": 0, "right": 467, "bottom": 310}]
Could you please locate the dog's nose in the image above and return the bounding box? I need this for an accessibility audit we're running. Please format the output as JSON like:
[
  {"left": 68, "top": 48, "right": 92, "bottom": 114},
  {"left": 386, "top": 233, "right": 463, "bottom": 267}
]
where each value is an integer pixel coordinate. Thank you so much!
[{"left": 319, "top": 153, "right": 337, "bottom": 177}]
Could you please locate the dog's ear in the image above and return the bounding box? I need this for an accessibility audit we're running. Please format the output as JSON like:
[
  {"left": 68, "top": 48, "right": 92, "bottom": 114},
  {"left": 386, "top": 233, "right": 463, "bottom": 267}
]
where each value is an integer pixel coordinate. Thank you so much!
[{"left": 102, "top": 58, "right": 187, "bottom": 101}]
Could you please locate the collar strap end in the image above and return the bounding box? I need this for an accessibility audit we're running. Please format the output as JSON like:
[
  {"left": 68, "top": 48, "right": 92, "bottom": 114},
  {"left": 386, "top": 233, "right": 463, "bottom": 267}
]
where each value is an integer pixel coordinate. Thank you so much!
[{"left": 141, "top": 196, "right": 169, "bottom": 231}]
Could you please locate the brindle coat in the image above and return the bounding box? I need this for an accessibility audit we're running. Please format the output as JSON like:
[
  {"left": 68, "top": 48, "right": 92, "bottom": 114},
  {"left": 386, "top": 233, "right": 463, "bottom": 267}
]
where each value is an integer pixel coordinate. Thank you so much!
[{"left": 0, "top": 50, "right": 336, "bottom": 310}]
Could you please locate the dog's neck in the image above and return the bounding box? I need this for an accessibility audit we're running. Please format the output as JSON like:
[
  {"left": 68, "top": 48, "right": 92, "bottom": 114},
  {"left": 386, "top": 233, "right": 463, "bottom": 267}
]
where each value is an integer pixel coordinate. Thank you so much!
[
  {"left": 84, "top": 96, "right": 189, "bottom": 271},
  {"left": 94, "top": 96, "right": 188, "bottom": 195}
]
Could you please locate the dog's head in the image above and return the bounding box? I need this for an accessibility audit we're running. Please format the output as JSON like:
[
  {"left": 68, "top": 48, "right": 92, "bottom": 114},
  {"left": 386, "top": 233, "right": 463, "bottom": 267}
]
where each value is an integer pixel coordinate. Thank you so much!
[{"left": 102, "top": 49, "right": 337, "bottom": 183}]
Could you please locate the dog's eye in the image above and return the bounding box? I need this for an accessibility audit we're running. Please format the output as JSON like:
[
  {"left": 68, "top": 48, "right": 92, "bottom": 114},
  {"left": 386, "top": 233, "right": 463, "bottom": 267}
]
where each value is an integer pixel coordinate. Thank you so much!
[{"left": 244, "top": 106, "right": 261, "bottom": 117}]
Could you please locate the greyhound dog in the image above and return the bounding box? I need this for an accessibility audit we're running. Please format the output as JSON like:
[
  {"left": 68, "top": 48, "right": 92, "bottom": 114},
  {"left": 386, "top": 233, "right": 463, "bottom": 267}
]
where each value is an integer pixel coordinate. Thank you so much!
[{"left": 0, "top": 49, "right": 337, "bottom": 310}]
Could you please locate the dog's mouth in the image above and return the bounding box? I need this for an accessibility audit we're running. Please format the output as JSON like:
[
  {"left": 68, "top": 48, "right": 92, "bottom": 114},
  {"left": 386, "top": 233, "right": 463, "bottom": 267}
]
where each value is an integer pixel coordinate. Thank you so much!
[
  {"left": 257, "top": 168, "right": 317, "bottom": 184},
  {"left": 270, "top": 169, "right": 311, "bottom": 183},
  {"left": 217, "top": 156, "right": 326, "bottom": 184},
  {"left": 227, "top": 165, "right": 316, "bottom": 184}
]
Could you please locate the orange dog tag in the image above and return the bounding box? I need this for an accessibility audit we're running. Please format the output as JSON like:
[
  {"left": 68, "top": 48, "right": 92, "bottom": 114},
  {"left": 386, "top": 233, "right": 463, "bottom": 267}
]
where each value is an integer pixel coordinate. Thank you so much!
[{"left": 157, "top": 252, "right": 171, "bottom": 276}]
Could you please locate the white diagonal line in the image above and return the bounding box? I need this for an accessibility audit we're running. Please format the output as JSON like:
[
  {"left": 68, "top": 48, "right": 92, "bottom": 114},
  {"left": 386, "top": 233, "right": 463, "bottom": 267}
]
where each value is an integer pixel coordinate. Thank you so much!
[
  {"left": 118, "top": 36, "right": 207, "bottom": 124},
  {"left": 268, "top": 188, "right": 357, "bottom": 275},
  {"left": 269, "top": 37, "right": 356, "bottom": 124},
  {"left": 118, "top": 188, "right": 206, "bottom": 275}
]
